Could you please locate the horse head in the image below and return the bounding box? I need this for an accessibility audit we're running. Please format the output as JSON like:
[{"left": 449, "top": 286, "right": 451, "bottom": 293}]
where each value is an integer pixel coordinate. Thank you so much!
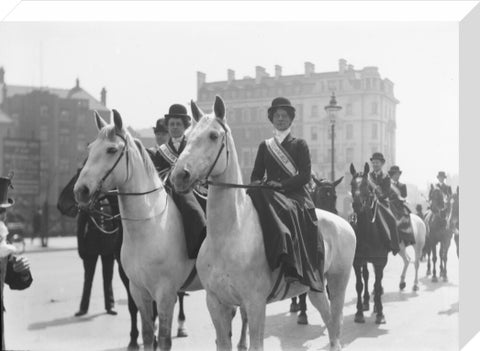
[
  {"left": 311, "top": 175, "right": 343, "bottom": 213},
  {"left": 171, "top": 96, "right": 232, "bottom": 193},
  {"left": 349, "top": 162, "right": 372, "bottom": 215},
  {"left": 74, "top": 110, "right": 155, "bottom": 208}
]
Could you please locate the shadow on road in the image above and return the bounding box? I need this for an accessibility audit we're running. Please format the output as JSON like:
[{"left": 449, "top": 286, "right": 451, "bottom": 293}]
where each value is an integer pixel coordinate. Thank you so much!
[
  {"left": 419, "top": 276, "right": 457, "bottom": 292},
  {"left": 340, "top": 311, "right": 389, "bottom": 349},
  {"left": 264, "top": 311, "right": 326, "bottom": 351},
  {"left": 28, "top": 312, "right": 105, "bottom": 330},
  {"left": 438, "top": 301, "right": 459, "bottom": 316}
]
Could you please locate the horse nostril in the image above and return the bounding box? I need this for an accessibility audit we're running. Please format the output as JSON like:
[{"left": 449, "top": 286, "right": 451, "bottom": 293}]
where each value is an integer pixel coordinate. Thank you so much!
[
  {"left": 182, "top": 168, "right": 191, "bottom": 181},
  {"left": 81, "top": 186, "right": 90, "bottom": 197}
]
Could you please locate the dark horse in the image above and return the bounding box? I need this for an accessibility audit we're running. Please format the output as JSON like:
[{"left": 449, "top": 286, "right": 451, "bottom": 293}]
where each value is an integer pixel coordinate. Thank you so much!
[
  {"left": 57, "top": 171, "right": 188, "bottom": 350},
  {"left": 449, "top": 186, "right": 459, "bottom": 258},
  {"left": 349, "top": 163, "right": 390, "bottom": 324},
  {"left": 423, "top": 185, "right": 453, "bottom": 282},
  {"left": 289, "top": 175, "right": 344, "bottom": 325}
]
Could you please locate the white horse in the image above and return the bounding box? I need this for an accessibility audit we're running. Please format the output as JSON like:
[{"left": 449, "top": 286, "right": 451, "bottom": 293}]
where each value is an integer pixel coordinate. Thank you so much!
[
  {"left": 398, "top": 214, "right": 427, "bottom": 292},
  {"left": 74, "top": 111, "right": 211, "bottom": 351},
  {"left": 171, "top": 96, "right": 356, "bottom": 351}
]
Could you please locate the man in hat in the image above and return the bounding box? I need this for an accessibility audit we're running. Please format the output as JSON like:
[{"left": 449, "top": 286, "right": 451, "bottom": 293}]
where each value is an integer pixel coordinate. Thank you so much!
[
  {"left": 147, "top": 104, "right": 206, "bottom": 260},
  {"left": 248, "top": 97, "right": 324, "bottom": 292},
  {"left": 147, "top": 117, "right": 169, "bottom": 175},
  {"left": 415, "top": 204, "right": 425, "bottom": 219},
  {"left": 368, "top": 152, "right": 400, "bottom": 254},
  {"left": 429, "top": 171, "right": 452, "bottom": 204},
  {"left": 0, "top": 176, "right": 33, "bottom": 349},
  {"left": 388, "top": 166, "right": 415, "bottom": 246}
]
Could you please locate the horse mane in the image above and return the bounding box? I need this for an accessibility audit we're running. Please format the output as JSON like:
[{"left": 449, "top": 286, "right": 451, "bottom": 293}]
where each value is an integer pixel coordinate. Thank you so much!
[{"left": 98, "top": 125, "right": 157, "bottom": 179}]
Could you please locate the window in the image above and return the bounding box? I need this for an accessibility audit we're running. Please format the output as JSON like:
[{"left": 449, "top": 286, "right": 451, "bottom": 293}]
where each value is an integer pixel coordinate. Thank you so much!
[
  {"left": 346, "top": 124, "right": 353, "bottom": 139},
  {"left": 243, "top": 108, "right": 250, "bottom": 122},
  {"left": 365, "top": 79, "right": 371, "bottom": 89},
  {"left": 346, "top": 103, "right": 353, "bottom": 116},
  {"left": 346, "top": 148, "right": 354, "bottom": 162},
  {"left": 372, "top": 123, "right": 378, "bottom": 139},
  {"left": 311, "top": 148, "right": 318, "bottom": 163},
  {"left": 311, "top": 126, "right": 318, "bottom": 141},
  {"left": 250, "top": 107, "right": 257, "bottom": 121},
  {"left": 326, "top": 148, "right": 332, "bottom": 162},
  {"left": 40, "top": 105, "right": 48, "bottom": 117},
  {"left": 371, "top": 102, "right": 378, "bottom": 115},
  {"left": 311, "top": 105, "right": 318, "bottom": 118}
]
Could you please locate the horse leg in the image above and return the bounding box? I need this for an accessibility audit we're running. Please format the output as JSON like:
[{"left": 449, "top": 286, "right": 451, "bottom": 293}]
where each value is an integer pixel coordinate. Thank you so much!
[
  {"left": 455, "top": 233, "right": 459, "bottom": 258},
  {"left": 413, "top": 241, "right": 423, "bottom": 292},
  {"left": 237, "top": 306, "right": 248, "bottom": 351},
  {"left": 353, "top": 263, "right": 365, "bottom": 323},
  {"left": 244, "top": 300, "right": 267, "bottom": 351},
  {"left": 130, "top": 284, "right": 155, "bottom": 350},
  {"left": 154, "top": 289, "right": 177, "bottom": 351},
  {"left": 308, "top": 290, "right": 335, "bottom": 348},
  {"left": 118, "top": 263, "right": 139, "bottom": 350},
  {"left": 176, "top": 292, "right": 188, "bottom": 337},
  {"left": 206, "top": 293, "right": 235, "bottom": 351},
  {"left": 398, "top": 243, "right": 410, "bottom": 291},
  {"left": 432, "top": 244, "right": 438, "bottom": 283},
  {"left": 362, "top": 263, "right": 370, "bottom": 311},
  {"left": 297, "top": 293, "right": 308, "bottom": 325},
  {"left": 290, "top": 297, "right": 299, "bottom": 313},
  {"left": 373, "top": 262, "right": 386, "bottom": 324},
  {"left": 426, "top": 250, "right": 431, "bottom": 276}
]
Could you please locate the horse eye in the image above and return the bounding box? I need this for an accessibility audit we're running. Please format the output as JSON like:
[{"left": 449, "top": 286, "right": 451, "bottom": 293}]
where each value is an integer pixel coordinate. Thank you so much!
[
  {"left": 107, "top": 147, "right": 118, "bottom": 154},
  {"left": 210, "top": 132, "right": 219, "bottom": 141}
]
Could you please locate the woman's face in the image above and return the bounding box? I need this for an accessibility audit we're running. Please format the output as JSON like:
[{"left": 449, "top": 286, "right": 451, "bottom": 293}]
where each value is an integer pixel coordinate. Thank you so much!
[
  {"left": 168, "top": 118, "right": 186, "bottom": 139},
  {"left": 272, "top": 108, "right": 293, "bottom": 131},
  {"left": 371, "top": 159, "right": 383, "bottom": 172}
]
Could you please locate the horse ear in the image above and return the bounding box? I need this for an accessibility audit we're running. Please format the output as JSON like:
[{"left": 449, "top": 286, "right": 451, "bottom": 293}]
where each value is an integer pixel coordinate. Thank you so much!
[
  {"left": 94, "top": 111, "right": 107, "bottom": 131},
  {"left": 349, "top": 163, "right": 356, "bottom": 176},
  {"left": 191, "top": 100, "right": 204, "bottom": 122},
  {"left": 333, "top": 176, "right": 344, "bottom": 188},
  {"left": 112, "top": 109, "right": 123, "bottom": 131},
  {"left": 214, "top": 95, "right": 226, "bottom": 120},
  {"left": 363, "top": 162, "right": 370, "bottom": 176}
]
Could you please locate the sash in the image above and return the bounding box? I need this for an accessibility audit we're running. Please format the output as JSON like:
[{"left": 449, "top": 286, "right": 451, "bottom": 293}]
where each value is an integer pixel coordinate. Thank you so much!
[
  {"left": 157, "top": 143, "right": 178, "bottom": 166},
  {"left": 391, "top": 182, "right": 405, "bottom": 200},
  {"left": 265, "top": 138, "right": 298, "bottom": 177}
]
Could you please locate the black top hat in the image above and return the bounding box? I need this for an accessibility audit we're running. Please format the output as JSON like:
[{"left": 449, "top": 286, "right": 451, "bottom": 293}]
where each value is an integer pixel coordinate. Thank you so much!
[
  {"left": 0, "top": 177, "right": 14, "bottom": 208},
  {"left": 164, "top": 104, "right": 191, "bottom": 128},
  {"left": 370, "top": 152, "right": 385, "bottom": 163},
  {"left": 268, "top": 97, "right": 296, "bottom": 122},
  {"left": 437, "top": 171, "right": 447, "bottom": 178},
  {"left": 153, "top": 117, "right": 168, "bottom": 134},
  {"left": 388, "top": 165, "right": 402, "bottom": 176}
]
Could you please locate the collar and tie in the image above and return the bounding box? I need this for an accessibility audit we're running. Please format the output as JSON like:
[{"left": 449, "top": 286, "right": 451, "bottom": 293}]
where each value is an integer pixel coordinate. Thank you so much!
[{"left": 171, "top": 137, "right": 183, "bottom": 151}]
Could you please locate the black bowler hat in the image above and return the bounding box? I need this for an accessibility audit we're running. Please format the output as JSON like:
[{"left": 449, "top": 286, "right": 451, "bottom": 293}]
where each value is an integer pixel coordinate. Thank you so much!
[
  {"left": 153, "top": 117, "right": 168, "bottom": 134},
  {"left": 437, "top": 171, "right": 447, "bottom": 179},
  {"left": 370, "top": 152, "right": 385, "bottom": 163},
  {"left": 267, "top": 97, "right": 296, "bottom": 122},
  {"left": 0, "top": 177, "right": 14, "bottom": 208},
  {"left": 388, "top": 165, "right": 402, "bottom": 176},
  {"left": 164, "top": 104, "right": 191, "bottom": 128}
]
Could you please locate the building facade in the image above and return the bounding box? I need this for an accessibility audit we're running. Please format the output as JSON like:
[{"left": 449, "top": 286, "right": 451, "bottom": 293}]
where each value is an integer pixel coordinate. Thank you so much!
[
  {"left": 196, "top": 59, "right": 398, "bottom": 217},
  {"left": 0, "top": 67, "right": 110, "bottom": 234}
]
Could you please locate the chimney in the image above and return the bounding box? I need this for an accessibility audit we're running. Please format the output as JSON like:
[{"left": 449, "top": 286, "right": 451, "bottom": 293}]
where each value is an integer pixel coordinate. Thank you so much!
[
  {"left": 339, "top": 58, "right": 347, "bottom": 74},
  {"left": 275, "top": 65, "right": 282, "bottom": 79},
  {"left": 255, "top": 66, "right": 267, "bottom": 84},
  {"left": 100, "top": 87, "right": 107, "bottom": 105},
  {"left": 0, "top": 67, "right": 4, "bottom": 84},
  {"left": 304, "top": 62, "right": 315, "bottom": 77},
  {"left": 1, "top": 84, "right": 7, "bottom": 106},
  {"left": 227, "top": 69, "right": 235, "bottom": 84},
  {"left": 75, "top": 77, "right": 80, "bottom": 88},
  {"left": 197, "top": 71, "right": 206, "bottom": 90},
  {"left": 347, "top": 64, "right": 354, "bottom": 71}
]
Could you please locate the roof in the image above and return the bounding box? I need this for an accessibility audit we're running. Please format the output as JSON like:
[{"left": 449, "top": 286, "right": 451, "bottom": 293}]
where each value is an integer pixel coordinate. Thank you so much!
[
  {"left": 0, "top": 83, "right": 109, "bottom": 111},
  {"left": 0, "top": 108, "right": 12, "bottom": 123}
]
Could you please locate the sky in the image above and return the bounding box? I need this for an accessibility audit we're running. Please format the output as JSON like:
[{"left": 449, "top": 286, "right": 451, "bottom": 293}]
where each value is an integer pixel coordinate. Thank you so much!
[{"left": 0, "top": 21, "right": 458, "bottom": 188}]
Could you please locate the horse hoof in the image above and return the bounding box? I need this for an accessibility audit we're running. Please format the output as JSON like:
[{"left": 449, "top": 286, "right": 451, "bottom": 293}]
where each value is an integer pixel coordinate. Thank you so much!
[
  {"left": 413, "top": 285, "right": 419, "bottom": 292},
  {"left": 443, "top": 276, "right": 448, "bottom": 282},
  {"left": 375, "top": 313, "right": 386, "bottom": 324},
  {"left": 177, "top": 328, "right": 188, "bottom": 338},
  {"left": 297, "top": 313, "right": 308, "bottom": 325},
  {"left": 354, "top": 312, "right": 365, "bottom": 323},
  {"left": 399, "top": 282, "right": 406, "bottom": 290},
  {"left": 362, "top": 302, "right": 370, "bottom": 311},
  {"left": 426, "top": 270, "right": 431, "bottom": 276},
  {"left": 432, "top": 276, "right": 438, "bottom": 283},
  {"left": 127, "top": 342, "right": 140, "bottom": 351},
  {"left": 237, "top": 346, "right": 248, "bottom": 351},
  {"left": 290, "top": 302, "right": 300, "bottom": 313},
  {"left": 373, "top": 305, "right": 377, "bottom": 313}
]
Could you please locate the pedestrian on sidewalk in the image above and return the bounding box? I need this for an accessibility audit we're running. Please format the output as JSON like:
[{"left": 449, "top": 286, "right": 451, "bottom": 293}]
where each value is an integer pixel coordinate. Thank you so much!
[{"left": 75, "top": 195, "right": 118, "bottom": 317}]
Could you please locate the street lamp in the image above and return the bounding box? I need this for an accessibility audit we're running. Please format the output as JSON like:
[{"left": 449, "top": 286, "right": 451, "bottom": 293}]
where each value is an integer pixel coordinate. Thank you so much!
[{"left": 324, "top": 92, "right": 342, "bottom": 181}]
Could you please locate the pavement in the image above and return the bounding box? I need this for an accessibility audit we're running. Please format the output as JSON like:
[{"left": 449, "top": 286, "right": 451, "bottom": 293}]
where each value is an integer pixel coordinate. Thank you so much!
[{"left": 4, "top": 237, "right": 459, "bottom": 351}]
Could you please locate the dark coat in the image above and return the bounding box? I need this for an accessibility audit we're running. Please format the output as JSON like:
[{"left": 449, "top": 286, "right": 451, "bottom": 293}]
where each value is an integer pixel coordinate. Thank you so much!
[
  {"left": 369, "top": 171, "right": 391, "bottom": 201},
  {"left": 1, "top": 255, "right": 33, "bottom": 349},
  {"left": 77, "top": 198, "right": 118, "bottom": 258},
  {"left": 390, "top": 181, "right": 415, "bottom": 246},
  {"left": 147, "top": 137, "right": 187, "bottom": 175},
  {"left": 251, "top": 134, "right": 314, "bottom": 208}
]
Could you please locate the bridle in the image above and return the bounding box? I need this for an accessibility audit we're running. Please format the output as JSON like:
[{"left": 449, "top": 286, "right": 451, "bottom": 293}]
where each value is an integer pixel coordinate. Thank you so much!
[
  {"left": 351, "top": 174, "right": 378, "bottom": 224},
  {"left": 83, "top": 132, "right": 165, "bottom": 231}
]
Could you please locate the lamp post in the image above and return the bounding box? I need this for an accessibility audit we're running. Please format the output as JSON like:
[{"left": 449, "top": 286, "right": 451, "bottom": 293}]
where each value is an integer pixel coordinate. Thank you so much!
[{"left": 324, "top": 92, "right": 342, "bottom": 181}]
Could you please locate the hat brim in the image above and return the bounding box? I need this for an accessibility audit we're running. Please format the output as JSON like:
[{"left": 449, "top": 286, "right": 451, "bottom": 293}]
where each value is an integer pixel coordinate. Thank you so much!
[
  {"left": 164, "top": 114, "right": 191, "bottom": 120},
  {"left": 153, "top": 127, "right": 168, "bottom": 134},
  {"left": 388, "top": 170, "right": 402, "bottom": 175},
  {"left": 268, "top": 105, "right": 296, "bottom": 114},
  {"left": 370, "top": 158, "right": 386, "bottom": 163},
  {"left": 437, "top": 174, "right": 447, "bottom": 178},
  {"left": 0, "top": 198, "right": 14, "bottom": 208}
]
